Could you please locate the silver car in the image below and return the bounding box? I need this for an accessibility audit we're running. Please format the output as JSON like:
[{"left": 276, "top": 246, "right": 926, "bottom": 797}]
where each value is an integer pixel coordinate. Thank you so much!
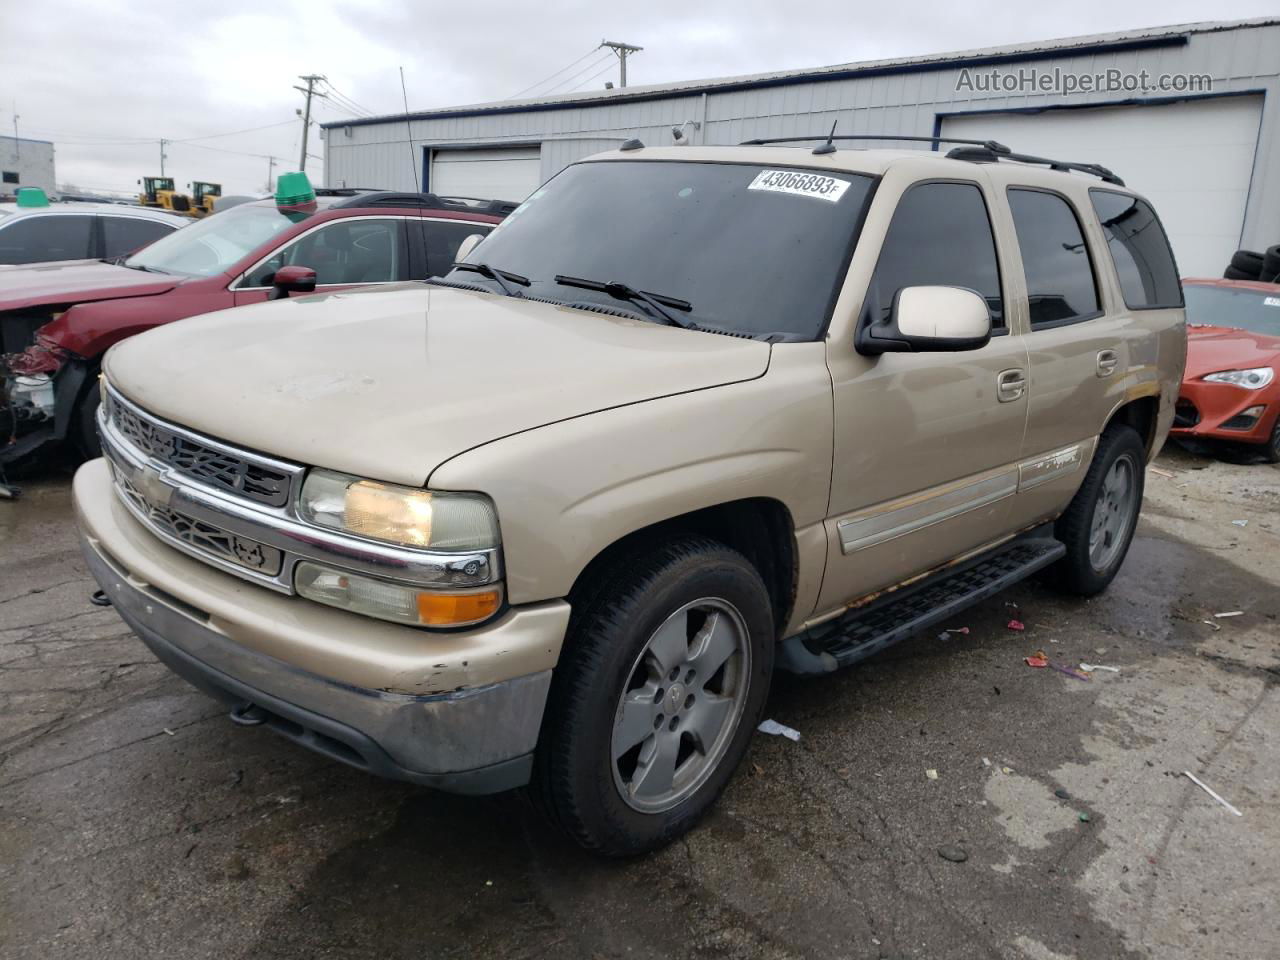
[{"left": 0, "top": 200, "right": 189, "bottom": 265}]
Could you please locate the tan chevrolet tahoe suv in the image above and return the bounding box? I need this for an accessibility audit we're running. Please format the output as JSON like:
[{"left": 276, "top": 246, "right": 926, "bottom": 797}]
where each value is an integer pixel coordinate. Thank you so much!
[{"left": 74, "top": 138, "right": 1186, "bottom": 856}]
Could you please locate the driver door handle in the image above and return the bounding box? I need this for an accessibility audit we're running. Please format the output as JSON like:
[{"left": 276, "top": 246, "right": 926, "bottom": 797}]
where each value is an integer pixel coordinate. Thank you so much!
[
  {"left": 1097, "top": 349, "right": 1119, "bottom": 377},
  {"left": 997, "top": 368, "right": 1027, "bottom": 403}
]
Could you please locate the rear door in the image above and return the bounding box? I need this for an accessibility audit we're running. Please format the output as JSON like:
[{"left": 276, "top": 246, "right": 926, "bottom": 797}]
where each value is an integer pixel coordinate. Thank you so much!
[
  {"left": 820, "top": 176, "right": 1030, "bottom": 610},
  {"left": 0, "top": 214, "right": 94, "bottom": 264}
]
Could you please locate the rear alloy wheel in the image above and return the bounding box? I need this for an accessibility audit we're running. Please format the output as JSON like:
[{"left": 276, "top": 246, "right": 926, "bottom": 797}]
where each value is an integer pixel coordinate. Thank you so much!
[
  {"left": 1048, "top": 425, "right": 1145, "bottom": 596},
  {"left": 533, "top": 537, "right": 773, "bottom": 856}
]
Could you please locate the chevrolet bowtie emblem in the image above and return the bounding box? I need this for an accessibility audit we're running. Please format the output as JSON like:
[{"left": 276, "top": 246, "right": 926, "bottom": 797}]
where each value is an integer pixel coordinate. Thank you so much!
[{"left": 134, "top": 465, "right": 173, "bottom": 509}]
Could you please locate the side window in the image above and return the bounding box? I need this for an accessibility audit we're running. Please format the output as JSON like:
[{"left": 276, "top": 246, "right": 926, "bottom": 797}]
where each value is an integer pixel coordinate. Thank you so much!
[
  {"left": 867, "top": 182, "right": 1003, "bottom": 329},
  {"left": 1007, "top": 189, "right": 1100, "bottom": 327},
  {"left": 245, "top": 218, "right": 409, "bottom": 287},
  {"left": 0, "top": 215, "right": 94, "bottom": 264},
  {"left": 421, "top": 220, "right": 493, "bottom": 278},
  {"left": 1089, "top": 191, "right": 1182, "bottom": 309},
  {"left": 2, "top": 171, "right": 18, "bottom": 184},
  {"left": 101, "top": 217, "right": 176, "bottom": 258}
]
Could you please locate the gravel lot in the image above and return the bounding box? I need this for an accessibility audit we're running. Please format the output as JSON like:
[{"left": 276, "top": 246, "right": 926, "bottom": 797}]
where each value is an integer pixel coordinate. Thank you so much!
[{"left": 2, "top": 445, "right": 1277, "bottom": 960}]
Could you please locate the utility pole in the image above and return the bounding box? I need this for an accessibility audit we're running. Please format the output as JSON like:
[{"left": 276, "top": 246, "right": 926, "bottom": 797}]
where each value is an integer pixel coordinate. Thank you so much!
[
  {"left": 159, "top": 138, "right": 168, "bottom": 176},
  {"left": 11, "top": 103, "right": 18, "bottom": 162},
  {"left": 600, "top": 40, "right": 643, "bottom": 88},
  {"left": 266, "top": 156, "right": 277, "bottom": 192},
  {"left": 293, "top": 74, "right": 327, "bottom": 173}
]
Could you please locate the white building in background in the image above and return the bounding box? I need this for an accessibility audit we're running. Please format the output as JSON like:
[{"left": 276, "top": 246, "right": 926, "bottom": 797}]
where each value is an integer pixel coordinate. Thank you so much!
[
  {"left": 0, "top": 136, "right": 56, "bottom": 198},
  {"left": 322, "top": 17, "right": 1279, "bottom": 278}
]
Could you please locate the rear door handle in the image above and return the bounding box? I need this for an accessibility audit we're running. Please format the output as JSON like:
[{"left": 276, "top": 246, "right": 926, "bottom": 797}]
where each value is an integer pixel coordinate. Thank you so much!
[
  {"left": 1097, "top": 350, "right": 1119, "bottom": 377},
  {"left": 997, "top": 368, "right": 1026, "bottom": 403}
]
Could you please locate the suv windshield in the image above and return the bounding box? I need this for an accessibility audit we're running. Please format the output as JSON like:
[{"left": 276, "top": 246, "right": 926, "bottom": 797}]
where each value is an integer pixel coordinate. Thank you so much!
[
  {"left": 124, "top": 202, "right": 310, "bottom": 277},
  {"left": 449, "top": 160, "right": 875, "bottom": 340},
  {"left": 1184, "top": 285, "right": 1280, "bottom": 337}
]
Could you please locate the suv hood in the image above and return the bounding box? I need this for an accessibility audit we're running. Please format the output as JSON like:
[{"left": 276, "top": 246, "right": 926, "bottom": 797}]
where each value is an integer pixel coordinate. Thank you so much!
[
  {"left": 0, "top": 259, "right": 180, "bottom": 311},
  {"left": 106, "top": 284, "right": 771, "bottom": 486},
  {"left": 1185, "top": 325, "right": 1280, "bottom": 380}
]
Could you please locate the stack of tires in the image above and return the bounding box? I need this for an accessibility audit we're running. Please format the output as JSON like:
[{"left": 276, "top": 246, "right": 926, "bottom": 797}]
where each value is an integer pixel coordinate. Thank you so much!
[{"left": 1224, "top": 246, "right": 1280, "bottom": 282}]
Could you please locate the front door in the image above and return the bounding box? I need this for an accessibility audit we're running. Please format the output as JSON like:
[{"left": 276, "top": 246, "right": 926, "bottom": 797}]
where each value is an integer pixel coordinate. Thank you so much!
[{"left": 819, "top": 179, "right": 1029, "bottom": 613}]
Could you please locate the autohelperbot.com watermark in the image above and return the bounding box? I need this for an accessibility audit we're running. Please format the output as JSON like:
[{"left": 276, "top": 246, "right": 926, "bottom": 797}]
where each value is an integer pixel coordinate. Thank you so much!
[{"left": 955, "top": 67, "right": 1213, "bottom": 96}]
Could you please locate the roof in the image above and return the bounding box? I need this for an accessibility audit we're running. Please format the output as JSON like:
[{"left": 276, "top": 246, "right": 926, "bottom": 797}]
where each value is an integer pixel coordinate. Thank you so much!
[
  {"left": 581, "top": 144, "right": 1138, "bottom": 193},
  {"left": 0, "top": 202, "right": 190, "bottom": 224},
  {"left": 321, "top": 17, "right": 1279, "bottom": 130}
]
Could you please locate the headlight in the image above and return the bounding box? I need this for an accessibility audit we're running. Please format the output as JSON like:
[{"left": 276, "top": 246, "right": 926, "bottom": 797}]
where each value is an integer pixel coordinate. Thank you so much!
[
  {"left": 298, "top": 469, "right": 499, "bottom": 550},
  {"left": 296, "top": 561, "right": 502, "bottom": 628},
  {"left": 1202, "top": 367, "right": 1274, "bottom": 390}
]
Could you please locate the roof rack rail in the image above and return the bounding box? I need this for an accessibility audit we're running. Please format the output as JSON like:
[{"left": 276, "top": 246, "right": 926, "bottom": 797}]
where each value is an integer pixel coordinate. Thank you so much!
[
  {"left": 330, "top": 191, "right": 518, "bottom": 216},
  {"left": 313, "top": 187, "right": 384, "bottom": 197},
  {"left": 944, "top": 145, "right": 1125, "bottom": 186},
  {"left": 739, "top": 133, "right": 1012, "bottom": 154}
]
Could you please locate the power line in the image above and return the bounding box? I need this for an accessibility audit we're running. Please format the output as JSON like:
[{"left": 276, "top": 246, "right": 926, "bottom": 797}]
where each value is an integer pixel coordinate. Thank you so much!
[
  {"left": 566, "top": 61, "right": 620, "bottom": 94},
  {"left": 540, "top": 52, "right": 616, "bottom": 97},
  {"left": 508, "top": 47, "right": 607, "bottom": 100},
  {"left": 321, "top": 80, "right": 377, "bottom": 118}
]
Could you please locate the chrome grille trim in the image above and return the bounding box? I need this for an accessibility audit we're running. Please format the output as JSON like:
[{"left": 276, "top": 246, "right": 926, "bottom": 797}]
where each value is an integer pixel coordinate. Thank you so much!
[
  {"left": 97, "top": 395, "right": 501, "bottom": 596},
  {"left": 113, "top": 468, "right": 284, "bottom": 577},
  {"left": 103, "top": 384, "right": 302, "bottom": 508}
]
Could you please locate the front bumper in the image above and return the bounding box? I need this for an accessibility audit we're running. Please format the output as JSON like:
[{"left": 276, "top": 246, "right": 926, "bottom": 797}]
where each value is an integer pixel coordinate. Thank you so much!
[
  {"left": 74, "top": 458, "right": 571, "bottom": 794},
  {"left": 1171, "top": 380, "right": 1277, "bottom": 444}
]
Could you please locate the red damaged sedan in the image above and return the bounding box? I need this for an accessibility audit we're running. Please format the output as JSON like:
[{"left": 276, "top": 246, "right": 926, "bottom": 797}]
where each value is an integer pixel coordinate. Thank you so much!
[
  {"left": 1174, "top": 278, "right": 1280, "bottom": 462},
  {"left": 1, "top": 179, "right": 512, "bottom": 470}
]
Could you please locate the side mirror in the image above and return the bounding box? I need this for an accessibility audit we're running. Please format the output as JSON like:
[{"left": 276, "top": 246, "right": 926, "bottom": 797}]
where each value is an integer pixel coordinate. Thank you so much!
[
  {"left": 454, "top": 233, "right": 486, "bottom": 262},
  {"left": 856, "top": 285, "right": 992, "bottom": 355},
  {"left": 268, "top": 265, "right": 318, "bottom": 300}
]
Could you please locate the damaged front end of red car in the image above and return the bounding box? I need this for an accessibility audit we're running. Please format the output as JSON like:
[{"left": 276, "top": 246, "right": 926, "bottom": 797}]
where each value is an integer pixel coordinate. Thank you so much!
[{"left": 1, "top": 323, "right": 93, "bottom": 470}]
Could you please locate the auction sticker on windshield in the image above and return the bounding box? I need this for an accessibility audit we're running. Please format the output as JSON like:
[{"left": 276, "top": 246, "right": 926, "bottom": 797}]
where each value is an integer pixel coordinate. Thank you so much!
[{"left": 748, "top": 170, "right": 851, "bottom": 203}]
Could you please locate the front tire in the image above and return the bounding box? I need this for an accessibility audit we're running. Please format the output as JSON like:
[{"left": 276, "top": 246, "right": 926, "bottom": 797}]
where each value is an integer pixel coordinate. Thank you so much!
[
  {"left": 533, "top": 537, "right": 774, "bottom": 856},
  {"left": 1261, "top": 416, "right": 1280, "bottom": 464},
  {"left": 1048, "top": 425, "right": 1146, "bottom": 596}
]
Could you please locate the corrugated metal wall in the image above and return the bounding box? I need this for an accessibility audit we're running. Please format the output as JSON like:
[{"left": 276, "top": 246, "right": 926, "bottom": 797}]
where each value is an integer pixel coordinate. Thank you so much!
[{"left": 324, "top": 23, "right": 1280, "bottom": 248}]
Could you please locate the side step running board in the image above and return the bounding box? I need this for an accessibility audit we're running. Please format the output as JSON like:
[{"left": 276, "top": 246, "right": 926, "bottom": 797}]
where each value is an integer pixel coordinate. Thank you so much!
[{"left": 778, "top": 537, "right": 1066, "bottom": 675}]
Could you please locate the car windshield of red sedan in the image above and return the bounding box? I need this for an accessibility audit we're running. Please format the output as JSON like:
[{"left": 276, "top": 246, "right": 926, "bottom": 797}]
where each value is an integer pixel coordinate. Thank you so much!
[
  {"left": 1184, "top": 285, "right": 1280, "bottom": 337},
  {"left": 123, "top": 203, "right": 309, "bottom": 277}
]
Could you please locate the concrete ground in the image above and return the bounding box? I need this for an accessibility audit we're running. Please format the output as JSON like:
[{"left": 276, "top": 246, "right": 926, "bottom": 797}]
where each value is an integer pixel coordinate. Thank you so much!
[{"left": 1, "top": 445, "right": 1277, "bottom": 960}]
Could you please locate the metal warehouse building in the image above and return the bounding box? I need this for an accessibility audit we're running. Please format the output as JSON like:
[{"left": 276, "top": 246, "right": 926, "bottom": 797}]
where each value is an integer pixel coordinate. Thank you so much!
[
  {"left": 321, "top": 18, "right": 1279, "bottom": 277},
  {"left": 0, "top": 136, "right": 56, "bottom": 200}
]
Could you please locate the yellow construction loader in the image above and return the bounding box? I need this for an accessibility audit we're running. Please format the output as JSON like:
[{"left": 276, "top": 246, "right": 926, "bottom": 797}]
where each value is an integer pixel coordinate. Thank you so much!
[{"left": 138, "top": 177, "right": 193, "bottom": 214}]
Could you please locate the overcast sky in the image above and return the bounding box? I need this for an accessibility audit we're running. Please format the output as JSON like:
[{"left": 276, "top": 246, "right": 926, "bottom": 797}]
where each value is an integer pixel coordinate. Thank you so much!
[{"left": 2, "top": 0, "right": 1274, "bottom": 196}]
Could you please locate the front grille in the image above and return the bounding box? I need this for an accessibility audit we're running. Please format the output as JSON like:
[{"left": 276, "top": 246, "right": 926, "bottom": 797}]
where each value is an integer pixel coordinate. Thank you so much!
[
  {"left": 106, "top": 391, "right": 293, "bottom": 507},
  {"left": 1174, "top": 399, "right": 1200, "bottom": 428},
  {"left": 114, "top": 468, "right": 284, "bottom": 576}
]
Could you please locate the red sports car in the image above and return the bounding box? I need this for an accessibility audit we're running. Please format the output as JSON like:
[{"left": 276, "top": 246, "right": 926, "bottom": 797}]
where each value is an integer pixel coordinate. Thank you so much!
[
  {"left": 1174, "top": 278, "right": 1280, "bottom": 462},
  {"left": 1, "top": 182, "right": 512, "bottom": 469}
]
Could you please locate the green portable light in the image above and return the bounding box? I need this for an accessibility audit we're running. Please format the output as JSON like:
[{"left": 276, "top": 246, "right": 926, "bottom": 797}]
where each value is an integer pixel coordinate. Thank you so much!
[
  {"left": 275, "top": 172, "right": 316, "bottom": 210},
  {"left": 16, "top": 187, "right": 49, "bottom": 208}
]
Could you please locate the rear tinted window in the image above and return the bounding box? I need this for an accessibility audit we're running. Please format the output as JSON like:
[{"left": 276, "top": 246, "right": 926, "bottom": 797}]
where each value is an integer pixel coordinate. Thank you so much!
[
  {"left": 102, "top": 216, "right": 176, "bottom": 258},
  {"left": 1089, "top": 191, "right": 1181, "bottom": 309},
  {"left": 866, "top": 181, "right": 1003, "bottom": 328},
  {"left": 0, "top": 214, "right": 93, "bottom": 264},
  {"left": 1008, "top": 189, "right": 1100, "bottom": 327}
]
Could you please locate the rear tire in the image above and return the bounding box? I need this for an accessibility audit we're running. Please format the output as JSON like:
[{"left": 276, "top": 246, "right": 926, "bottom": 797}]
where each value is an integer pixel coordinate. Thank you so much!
[
  {"left": 1048, "top": 425, "right": 1146, "bottom": 596},
  {"left": 532, "top": 536, "right": 774, "bottom": 856}
]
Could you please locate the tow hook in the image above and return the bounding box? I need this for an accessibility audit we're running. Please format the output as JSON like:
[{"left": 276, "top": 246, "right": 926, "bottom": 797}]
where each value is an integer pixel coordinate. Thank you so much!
[
  {"left": 89, "top": 589, "right": 112, "bottom": 607},
  {"left": 229, "top": 702, "right": 269, "bottom": 727}
]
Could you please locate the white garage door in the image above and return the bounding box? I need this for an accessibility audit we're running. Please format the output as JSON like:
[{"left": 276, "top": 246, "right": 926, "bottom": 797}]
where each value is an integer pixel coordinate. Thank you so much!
[
  {"left": 430, "top": 146, "right": 542, "bottom": 203},
  {"left": 941, "top": 96, "right": 1262, "bottom": 277}
]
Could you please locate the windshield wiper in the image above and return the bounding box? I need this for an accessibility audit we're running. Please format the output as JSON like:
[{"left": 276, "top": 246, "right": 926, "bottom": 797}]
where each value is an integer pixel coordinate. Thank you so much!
[
  {"left": 450, "top": 261, "right": 529, "bottom": 298},
  {"left": 121, "top": 261, "right": 170, "bottom": 274},
  {"left": 553, "top": 274, "right": 694, "bottom": 329}
]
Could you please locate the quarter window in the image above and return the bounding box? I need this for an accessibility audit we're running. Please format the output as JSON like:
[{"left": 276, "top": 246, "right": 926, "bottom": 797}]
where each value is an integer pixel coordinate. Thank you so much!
[
  {"left": 1008, "top": 189, "right": 1100, "bottom": 327},
  {"left": 1089, "top": 191, "right": 1182, "bottom": 309},
  {"left": 867, "top": 182, "right": 1004, "bottom": 329}
]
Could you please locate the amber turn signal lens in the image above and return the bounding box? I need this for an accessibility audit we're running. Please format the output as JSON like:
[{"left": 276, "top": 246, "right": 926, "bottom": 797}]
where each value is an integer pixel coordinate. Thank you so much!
[{"left": 416, "top": 589, "right": 502, "bottom": 627}]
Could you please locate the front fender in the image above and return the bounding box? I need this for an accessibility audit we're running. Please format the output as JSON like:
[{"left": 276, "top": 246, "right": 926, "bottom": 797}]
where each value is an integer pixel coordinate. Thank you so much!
[{"left": 427, "top": 342, "right": 835, "bottom": 611}]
